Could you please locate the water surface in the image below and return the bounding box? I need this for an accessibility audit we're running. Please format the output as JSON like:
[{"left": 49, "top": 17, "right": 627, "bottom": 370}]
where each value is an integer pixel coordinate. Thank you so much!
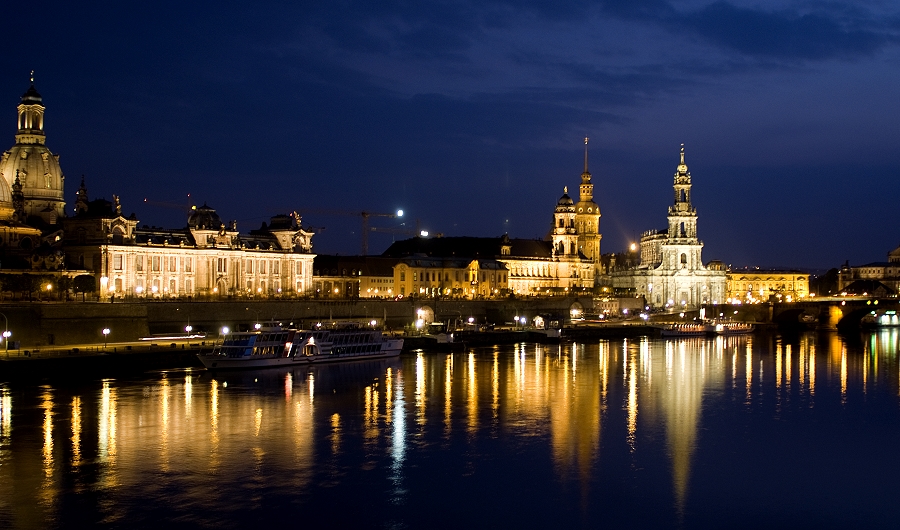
[{"left": 1, "top": 331, "right": 899, "bottom": 528}]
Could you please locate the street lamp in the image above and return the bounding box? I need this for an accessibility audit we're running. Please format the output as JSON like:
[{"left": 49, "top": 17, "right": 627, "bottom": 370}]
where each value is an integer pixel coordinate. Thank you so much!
[
  {"left": 102, "top": 327, "right": 110, "bottom": 349},
  {"left": 0, "top": 312, "right": 8, "bottom": 356}
]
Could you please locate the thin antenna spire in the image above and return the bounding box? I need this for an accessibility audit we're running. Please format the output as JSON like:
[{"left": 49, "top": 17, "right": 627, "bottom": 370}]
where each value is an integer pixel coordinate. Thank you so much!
[
  {"left": 584, "top": 137, "right": 589, "bottom": 173},
  {"left": 30, "top": 70, "right": 34, "bottom": 85},
  {"left": 680, "top": 143, "right": 685, "bottom": 165}
]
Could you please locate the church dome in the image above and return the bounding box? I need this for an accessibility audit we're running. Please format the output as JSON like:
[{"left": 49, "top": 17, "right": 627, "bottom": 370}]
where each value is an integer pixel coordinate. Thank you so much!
[
  {"left": 187, "top": 203, "right": 222, "bottom": 229},
  {"left": 0, "top": 144, "right": 64, "bottom": 215},
  {"left": 20, "top": 84, "right": 42, "bottom": 105},
  {"left": 0, "top": 80, "right": 66, "bottom": 226},
  {"left": 555, "top": 187, "right": 575, "bottom": 213}
]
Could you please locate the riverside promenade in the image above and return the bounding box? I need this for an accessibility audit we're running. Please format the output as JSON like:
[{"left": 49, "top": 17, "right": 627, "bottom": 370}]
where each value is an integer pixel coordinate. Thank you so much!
[{"left": 0, "top": 296, "right": 595, "bottom": 348}]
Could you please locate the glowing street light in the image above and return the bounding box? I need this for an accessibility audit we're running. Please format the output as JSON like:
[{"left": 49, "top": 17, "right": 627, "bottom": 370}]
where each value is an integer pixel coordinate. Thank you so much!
[
  {"left": 0, "top": 312, "right": 9, "bottom": 356},
  {"left": 102, "top": 327, "right": 111, "bottom": 349}
]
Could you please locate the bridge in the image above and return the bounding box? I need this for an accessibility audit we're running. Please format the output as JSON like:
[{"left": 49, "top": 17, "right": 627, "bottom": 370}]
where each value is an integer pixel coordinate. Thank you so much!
[{"left": 769, "top": 296, "right": 900, "bottom": 330}]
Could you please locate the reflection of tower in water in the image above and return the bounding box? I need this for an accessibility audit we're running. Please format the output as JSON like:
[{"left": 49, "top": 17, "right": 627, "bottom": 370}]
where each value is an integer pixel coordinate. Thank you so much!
[{"left": 646, "top": 338, "right": 727, "bottom": 515}]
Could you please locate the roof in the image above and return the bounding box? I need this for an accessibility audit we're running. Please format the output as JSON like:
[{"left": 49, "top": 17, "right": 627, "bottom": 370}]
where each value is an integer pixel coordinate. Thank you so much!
[
  {"left": 382, "top": 235, "right": 552, "bottom": 259},
  {"left": 841, "top": 280, "right": 896, "bottom": 295},
  {"left": 313, "top": 256, "right": 399, "bottom": 276}
]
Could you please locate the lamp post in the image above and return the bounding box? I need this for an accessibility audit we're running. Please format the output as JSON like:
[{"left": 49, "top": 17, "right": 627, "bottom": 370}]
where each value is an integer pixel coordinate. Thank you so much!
[
  {"left": 102, "top": 327, "right": 110, "bottom": 350},
  {"left": 0, "top": 312, "right": 8, "bottom": 357}
]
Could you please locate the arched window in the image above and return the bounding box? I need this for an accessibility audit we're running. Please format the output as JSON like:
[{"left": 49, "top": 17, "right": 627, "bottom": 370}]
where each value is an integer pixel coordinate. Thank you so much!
[
  {"left": 112, "top": 227, "right": 125, "bottom": 245},
  {"left": 681, "top": 253, "right": 687, "bottom": 267}
]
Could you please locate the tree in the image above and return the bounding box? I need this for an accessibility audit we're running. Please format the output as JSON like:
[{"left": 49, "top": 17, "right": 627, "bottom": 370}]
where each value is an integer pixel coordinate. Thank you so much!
[{"left": 73, "top": 274, "right": 96, "bottom": 302}]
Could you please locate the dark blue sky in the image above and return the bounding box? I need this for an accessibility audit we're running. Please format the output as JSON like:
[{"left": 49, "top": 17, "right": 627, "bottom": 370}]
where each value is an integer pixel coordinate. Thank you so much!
[{"left": 3, "top": 0, "right": 899, "bottom": 269}]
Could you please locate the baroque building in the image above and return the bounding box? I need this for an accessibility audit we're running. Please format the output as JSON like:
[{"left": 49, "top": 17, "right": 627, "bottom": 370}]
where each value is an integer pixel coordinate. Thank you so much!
[
  {"left": 610, "top": 146, "right": 726, "bottom": 309},
  {"left": 726, "top": 269, "right": 810, "bottom": 303},
  {"left": 62, "top": 182, "right": 315, "bottom": 299},
  {"left": 380, "top": 141, "right": 600, "bottom": 297},
  {"left": 0, "top": 76, "right": 66, "bottom": 229},
  {"left": 837, "top": 244, "right": 900, "bottom": 295},
  {"left": 0, "top": 77, "right": 63, "bottom": 272}
]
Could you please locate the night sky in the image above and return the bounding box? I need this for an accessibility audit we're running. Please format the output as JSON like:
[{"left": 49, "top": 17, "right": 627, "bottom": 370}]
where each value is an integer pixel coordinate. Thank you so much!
[{"left": 3, "top": 1, "right": 899, "bottom": 269}]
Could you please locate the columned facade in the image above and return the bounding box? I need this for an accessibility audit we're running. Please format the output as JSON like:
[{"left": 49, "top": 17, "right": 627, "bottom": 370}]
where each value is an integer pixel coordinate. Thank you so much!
[{"left": 611, "top": 146, "right": 726, "bottom": 309}]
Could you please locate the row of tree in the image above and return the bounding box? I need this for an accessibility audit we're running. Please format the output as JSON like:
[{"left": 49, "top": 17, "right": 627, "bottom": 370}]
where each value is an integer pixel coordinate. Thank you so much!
[{"left": 0, "top": 273, "right": 96, "bottom": 301}]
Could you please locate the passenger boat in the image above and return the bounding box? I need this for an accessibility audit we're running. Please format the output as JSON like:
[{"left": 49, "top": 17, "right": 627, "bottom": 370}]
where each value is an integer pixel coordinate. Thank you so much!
[
  {"left": 197, "top": 323, "right": 404, "bottom": 370},
  {"left": 659, "top": 323, "right": 714, "bottom": 337}
]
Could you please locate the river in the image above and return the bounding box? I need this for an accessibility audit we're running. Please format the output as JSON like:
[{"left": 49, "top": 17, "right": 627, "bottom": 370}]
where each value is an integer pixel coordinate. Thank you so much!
[{"left": 1, "top": 331, "right": 899, "bottom": 528}]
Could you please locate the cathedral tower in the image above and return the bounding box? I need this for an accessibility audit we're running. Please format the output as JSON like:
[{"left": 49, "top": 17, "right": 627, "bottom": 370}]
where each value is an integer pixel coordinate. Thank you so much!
[
  {"left": 551, "top": 187, "right": 578, "bottom": 257},
  {"left": 0, "top": 74, "right": 67, "bottom": 228},
  {"left": 661, "top": 145, "right": 703, "bottom": 270},
  {"left": 573, "top": 137, "right": 602, "bottom": 276},
  {"left": 667, "top": 144, "right": 697, "bottom": 241}
]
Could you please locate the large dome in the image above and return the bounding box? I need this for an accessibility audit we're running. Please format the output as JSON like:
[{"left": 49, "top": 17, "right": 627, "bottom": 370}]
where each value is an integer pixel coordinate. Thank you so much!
[
  {"left": 188, "top": 204, "right": 223, "bottom": 229},
  {"left": 0, "top": 144, "right": 64, "bottom": 211},
  {"left": 0, "top": 81, "right": 66, "bottom": 225}
]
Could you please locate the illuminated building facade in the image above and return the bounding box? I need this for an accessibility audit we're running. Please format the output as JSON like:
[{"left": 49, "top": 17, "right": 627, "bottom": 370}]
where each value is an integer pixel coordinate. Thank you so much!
[
  {"left": 62, "top": 184, "right": 315, "bottom": 299},
  {"left": 610, "top": 146, "right": 726, "bottom": 309},
  {"left": 312, "top": 255, "right": 397, "bottom": 298},
  {"left": 382, "top": 233, "right": 591, "bottom": 296},
  {"left": 0, "top": 79, "right": 62, "bottom": 269},
  {"left": 726, "top": 270, "right": 810, "bottom": 303},
  {"left": 838, "top": 245, "right": 900, "bottom": 294},
  {"left": 393, "top": 257, "right": 508, "bottom": 298}
]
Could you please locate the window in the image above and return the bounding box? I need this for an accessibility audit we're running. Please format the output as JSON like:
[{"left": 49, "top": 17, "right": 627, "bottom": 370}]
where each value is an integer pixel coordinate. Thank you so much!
[
  {"left": 169, "top": 279, "right": 176, "bottom": 293},
  {"left": 135, "top": 255, "right": 144, "bottom": 272},
  {"left": 184, "top": 257, "right": 192, "bottom": 273},
  {"left": 400, "top": 272, "right": 406, "bottom": 282},
  {"left": 168, "top": 256, "right": 177, "bottom": 272},
  {"left": 413, "top": 272, "right": 417, "bottom": 281},
  {"left": 261, "top": 260, "right": 267, "bottom": 274},
  {"left": 217, "top": 258, "right": 227, "bottom": 273},
  {"left": 246, "top": 259, "right": 252, "bottom": 274},
  {"left": 296, "top": 262, "right": 303, "bottom": 275},
  {"left": 151, "top": 256, "right": 161, "bottom": 272},
  {"left": 113, "top": 254, "right": 123, "bottom": 271},
  {"left": 185, "top": 279, "right": 192, "bottom": 293}
]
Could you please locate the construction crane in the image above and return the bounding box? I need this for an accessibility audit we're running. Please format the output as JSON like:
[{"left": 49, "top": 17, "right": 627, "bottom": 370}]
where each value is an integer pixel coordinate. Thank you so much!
[
  {"left": 298, "top": 208, "right": 404, "bottom": 255},
  {"left": 142, "top": 194, "right": 195, "bottom": 214},
  {"left": 370, "top": 219, "right": 428, "bottom": 238}
]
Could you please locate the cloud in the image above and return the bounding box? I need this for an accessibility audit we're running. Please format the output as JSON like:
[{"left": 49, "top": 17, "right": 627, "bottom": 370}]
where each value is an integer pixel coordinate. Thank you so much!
[{"left": 678, "top": 2, "right": 892, "bottom": 60}]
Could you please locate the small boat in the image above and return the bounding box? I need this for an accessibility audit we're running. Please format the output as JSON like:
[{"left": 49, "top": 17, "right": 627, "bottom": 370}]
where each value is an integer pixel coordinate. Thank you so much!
[
  {"left": 659, "top": 323, "right": 714, "bottom": 337},
  {"left": 198, "top": 323, "right": 403, "bottom": 370}
]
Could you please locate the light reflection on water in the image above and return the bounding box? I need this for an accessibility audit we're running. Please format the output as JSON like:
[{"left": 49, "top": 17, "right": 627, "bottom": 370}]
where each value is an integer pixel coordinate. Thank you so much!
[{"left": 2, "top": 331, "right": 900, "bottom": 527}]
